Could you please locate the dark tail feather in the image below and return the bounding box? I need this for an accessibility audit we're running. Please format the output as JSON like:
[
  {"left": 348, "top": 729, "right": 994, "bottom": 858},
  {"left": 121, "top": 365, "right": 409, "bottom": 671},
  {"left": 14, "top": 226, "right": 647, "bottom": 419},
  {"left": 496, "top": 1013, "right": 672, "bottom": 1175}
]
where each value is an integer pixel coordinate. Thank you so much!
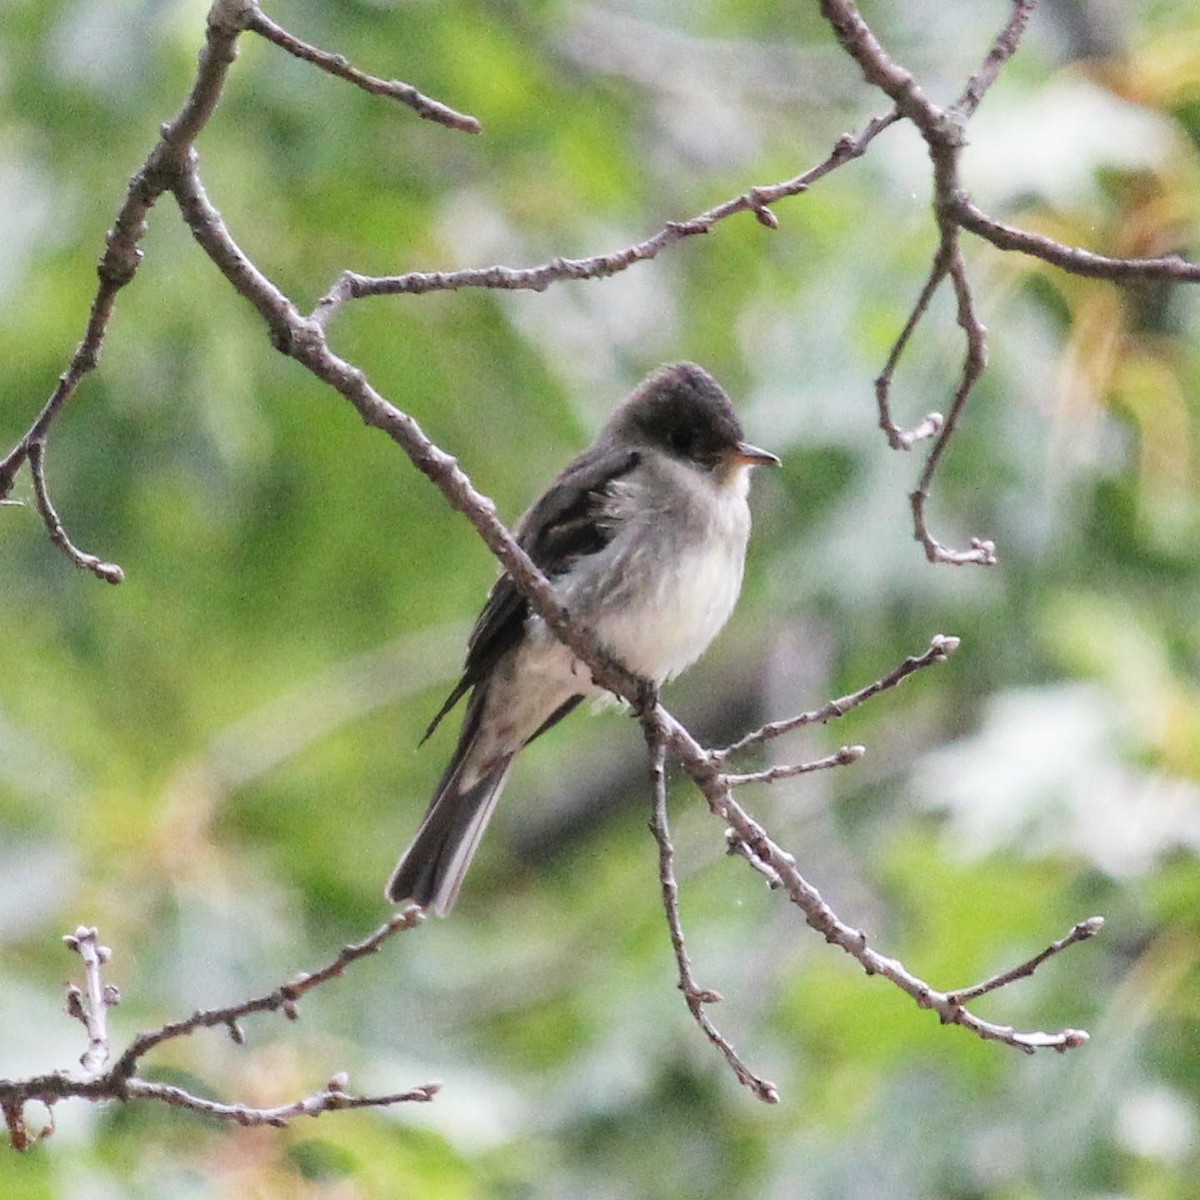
[{"left": 386, "top": 756, "right": 513, "bottom": 917}]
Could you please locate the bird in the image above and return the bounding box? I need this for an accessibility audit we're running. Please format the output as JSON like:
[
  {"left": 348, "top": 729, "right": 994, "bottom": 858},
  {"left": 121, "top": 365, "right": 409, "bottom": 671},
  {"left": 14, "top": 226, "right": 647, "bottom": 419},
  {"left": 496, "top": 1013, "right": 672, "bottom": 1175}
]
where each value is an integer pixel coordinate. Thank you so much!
[{"left": 386, "top": 362, "right": 780, "bottom": 915}]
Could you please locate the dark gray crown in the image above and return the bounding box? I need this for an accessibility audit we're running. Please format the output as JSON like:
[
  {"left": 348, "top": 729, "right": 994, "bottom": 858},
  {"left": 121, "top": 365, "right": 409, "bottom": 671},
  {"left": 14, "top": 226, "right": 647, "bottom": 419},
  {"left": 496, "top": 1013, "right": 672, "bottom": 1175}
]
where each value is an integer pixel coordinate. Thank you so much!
[{"left": 605, "top": 362, "right": 744, "bottom": 468}]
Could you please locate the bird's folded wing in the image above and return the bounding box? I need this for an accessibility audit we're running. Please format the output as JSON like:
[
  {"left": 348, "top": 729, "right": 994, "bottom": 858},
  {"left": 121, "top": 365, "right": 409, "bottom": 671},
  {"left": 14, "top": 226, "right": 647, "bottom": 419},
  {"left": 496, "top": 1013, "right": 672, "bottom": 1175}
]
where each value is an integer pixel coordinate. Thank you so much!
[{"left": 422, "top": 446, "right": 641, "bottom": 741}]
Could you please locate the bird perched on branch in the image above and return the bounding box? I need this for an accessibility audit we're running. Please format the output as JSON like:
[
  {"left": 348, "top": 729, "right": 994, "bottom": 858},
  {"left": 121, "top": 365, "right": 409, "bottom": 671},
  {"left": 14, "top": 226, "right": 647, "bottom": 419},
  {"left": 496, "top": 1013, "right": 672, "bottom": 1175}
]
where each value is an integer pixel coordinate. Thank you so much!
[{"left": 387, "top": 362, "right": 780, "bottom": 915}]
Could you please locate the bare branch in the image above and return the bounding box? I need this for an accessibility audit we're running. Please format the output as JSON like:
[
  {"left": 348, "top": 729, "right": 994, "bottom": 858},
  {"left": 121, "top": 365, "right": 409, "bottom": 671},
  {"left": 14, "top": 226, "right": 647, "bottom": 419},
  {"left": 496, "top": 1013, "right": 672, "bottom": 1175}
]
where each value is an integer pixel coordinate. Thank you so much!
[
  {"left": 26, "top": 443, "right": 125, "bottom": 584},
  {"left": 954, "top": 0, "right": 1041, "bottom": 119},
  {"left": 817, "top": 0, "right": 1197, "bottom": 563},
  {"left": 817, "top": 0, "right": 996, "bottom": 561},
  {"left": 0, "top": 911, "right": 430, "bottom": 1148},
  {"left": 112, "top": 906, "right": 424, "bottom": 1081},
  {"left": 817, "top": 0, "right": 1054, "bottom": 564},
  {"left": 946, "top": 916, "right": 1105, "bottom": 1006},
  {"left": 723, "top": 743, "right": 865, "bottom": 788},
  {"left": 1, "top": 0, "right": 1120, "bottom": 1119},
  {"left": 62, "top": 928, "right": 119, "bottom": 1074},
  {"left": 244, "top": 5, "right": 481, "bottom": 134},
  {"left": 953, "top": 194, "right": 1200, "bottom": 282},
  {"left": 1, "top": 0, "right": 477, "bottom": 574},
  {"left": 310, "top": 109, "right": 900, "bottom": 326},
  {"left": 818, "top": 0, "right": 946, "bottom": 142},
  {"left": 644, "top": 726, "right": 778, "bottom": 1103},
  {"left": 122, "top": 1076, "right": 440, "bottom": 1129},
  {"left": 170, "top": 154, "right": 653, "bottom": 712},
  {"left": 908, "top": 242, "right": 997, "bottom": 566},
  {"left": 717, "top": 634, "right": 960, "bottom": 762},
  {"left": 6, "top": 0, "right": 1197, "bottom": 591},
  {"left": 642, "top": 704, "right": 1097, "bottom": 1057},
  {"left": 0, "top": 0, "right": 252, "bottom": 572}
]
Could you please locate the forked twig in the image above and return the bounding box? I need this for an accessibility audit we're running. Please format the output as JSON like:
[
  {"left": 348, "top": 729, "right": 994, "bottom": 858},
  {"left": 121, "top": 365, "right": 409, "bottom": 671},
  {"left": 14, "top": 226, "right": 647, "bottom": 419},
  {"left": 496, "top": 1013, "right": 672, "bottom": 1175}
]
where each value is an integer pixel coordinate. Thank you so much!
[
  {"left": 636, "top": 637, "right": 1097, "bottom": 1096},
  {"left": 821, "top": 0, "right": 1041, "bottom": 564},
  {"left": 0, "top": 911, "right": 433, "bottom": 1148},
  {"left": 0, "top": 0, "right": 478, "bottom": 577},
  {"left": 640, "top": 689, "right": 1098, "bottom": 1060},
  {"left": 645, "top": 729, "right": 778, "bottom": 1103},
  {"left": 62, "top": 928, "right": 119, "bottom": 1074},
  {"left": 111, "top": 906, "right": 424, "bottom": 1079}
]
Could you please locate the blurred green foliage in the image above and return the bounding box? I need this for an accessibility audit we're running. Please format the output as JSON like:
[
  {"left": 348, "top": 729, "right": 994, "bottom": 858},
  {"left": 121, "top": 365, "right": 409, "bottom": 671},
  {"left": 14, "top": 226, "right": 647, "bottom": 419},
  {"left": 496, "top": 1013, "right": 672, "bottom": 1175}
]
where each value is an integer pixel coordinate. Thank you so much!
[{"left": 3, "top": 1, "right": 1200, "bottom": 1196}]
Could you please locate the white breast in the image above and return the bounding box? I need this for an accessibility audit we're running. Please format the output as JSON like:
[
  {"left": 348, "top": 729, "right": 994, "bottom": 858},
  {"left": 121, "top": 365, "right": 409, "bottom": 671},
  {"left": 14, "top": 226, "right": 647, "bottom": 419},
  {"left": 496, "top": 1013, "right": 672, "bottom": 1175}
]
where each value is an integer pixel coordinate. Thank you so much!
[{"left": 577, "top": 459, "right": 753, "bottom": 684}]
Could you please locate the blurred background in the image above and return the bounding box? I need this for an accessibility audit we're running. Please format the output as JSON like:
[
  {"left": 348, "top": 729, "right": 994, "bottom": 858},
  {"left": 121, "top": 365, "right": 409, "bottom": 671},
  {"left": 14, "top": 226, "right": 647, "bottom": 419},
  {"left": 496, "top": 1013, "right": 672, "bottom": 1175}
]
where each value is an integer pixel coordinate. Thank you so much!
[{"left": 3, "top": 0, "right": 1200, "bottom": 1196}]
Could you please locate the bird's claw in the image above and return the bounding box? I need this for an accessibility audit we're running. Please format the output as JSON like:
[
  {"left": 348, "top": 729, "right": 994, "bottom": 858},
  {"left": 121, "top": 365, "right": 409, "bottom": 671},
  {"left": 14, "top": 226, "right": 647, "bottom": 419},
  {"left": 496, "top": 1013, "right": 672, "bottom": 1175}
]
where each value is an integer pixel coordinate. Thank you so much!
[{"left": 634, "top": 677, "right": 660, "bottom": 715}]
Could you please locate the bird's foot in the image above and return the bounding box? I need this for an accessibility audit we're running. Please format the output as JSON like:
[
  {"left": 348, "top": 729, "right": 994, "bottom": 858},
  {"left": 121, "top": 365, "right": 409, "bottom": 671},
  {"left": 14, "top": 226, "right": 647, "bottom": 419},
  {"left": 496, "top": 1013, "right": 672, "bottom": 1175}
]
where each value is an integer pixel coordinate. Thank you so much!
[{"left": 633, "top": 676, "right": 659, "bottom": 716}]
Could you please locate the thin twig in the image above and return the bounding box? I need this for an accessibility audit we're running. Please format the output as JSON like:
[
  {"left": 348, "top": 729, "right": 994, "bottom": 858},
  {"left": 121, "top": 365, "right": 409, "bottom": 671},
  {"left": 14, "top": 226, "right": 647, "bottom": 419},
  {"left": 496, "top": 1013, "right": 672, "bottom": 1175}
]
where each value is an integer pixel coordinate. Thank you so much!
[
  {"left": 63, "top": 928, "right": 119, "bottom": 1074},
  {"left": 0, "top": 0, "right": 253, "bottom": 571},
  {"left": 946, "top": 917, "right": 1105, "bottom": 1006},
  {"left": 908, "top": 242, "right": 997, "bottom": 566},
  {"left": 819, "top": 0, "right": 1028, "bottom": 565},
  {"left": 26, "top": 443, "right": 124, "bottom": 584},
  {"left": 0, "top": 911, "right": 430, "bottom": 1149},
  {"left": 642, "top": 703, "right": 1097, "bottom": 1057},
  {"left": 310, "top": 110, "right": 900, "bottom": 326},
  {"left": 122, "top": 1076, "right": 440, "bottom": 1128},
  {"left": 171, "top": 154, "right": 650, "bottom": 709},
  {"left": 723, "top": 743, "right": 864, "bottom": 788},
  {"left": 953, "top": 195, "right": 1200, "bottom": 281},
  {"left": 954, "top": 0, "right": 1041, "bottom": 119},
  {"left": 818, "top": 0, "right": 945, "bottom": 141},
  {"left": 0, "top": 0, "right": 1119, "bottom": 1121},
  {"left": 716, "top": 634, "right": 960, "bottom": 762},
  {"left": 874, "top": 247, "right": 951, "bottom": 451},
  {"left": 0, "top": 0, "right": 477, "bottom": 575},
  {"left": 644, "top": 729, "right": 778, "bottom": 1103},
  {"left": 245, "top": 5, "right": 481, "bottom": 134},
  {"left": 725, "top": 829, "right": 783, "bottom": 888},
  {"left": 112, "top": 906, "right": 424, "bottom": 1081}
]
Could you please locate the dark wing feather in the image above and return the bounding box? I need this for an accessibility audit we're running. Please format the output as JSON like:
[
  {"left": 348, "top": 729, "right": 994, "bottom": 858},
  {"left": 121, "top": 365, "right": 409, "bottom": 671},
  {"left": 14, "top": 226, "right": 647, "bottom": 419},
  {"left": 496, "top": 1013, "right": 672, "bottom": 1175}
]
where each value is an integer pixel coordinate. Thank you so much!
[{"left": 422, "top": 446, "right": 640, "bottom": 741}]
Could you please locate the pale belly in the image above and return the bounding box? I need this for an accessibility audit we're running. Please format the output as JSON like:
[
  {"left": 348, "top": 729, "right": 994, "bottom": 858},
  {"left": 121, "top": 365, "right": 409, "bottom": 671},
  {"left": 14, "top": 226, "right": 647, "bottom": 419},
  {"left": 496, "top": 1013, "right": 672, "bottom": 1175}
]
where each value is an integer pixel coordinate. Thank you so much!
[
  {"left": 591, "top": 538, "right": 746, "bottom": 682},
  {"left": 565, "top": 467, "right": 751, "bottom": 684}
]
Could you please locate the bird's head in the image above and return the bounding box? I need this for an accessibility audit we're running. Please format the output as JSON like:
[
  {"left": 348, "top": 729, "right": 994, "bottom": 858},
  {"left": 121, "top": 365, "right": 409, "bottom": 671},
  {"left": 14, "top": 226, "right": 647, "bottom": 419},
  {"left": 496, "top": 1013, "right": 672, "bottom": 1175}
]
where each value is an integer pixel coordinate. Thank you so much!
[{"left": 606, "top": 362, "right": 781, "bottom": 479}]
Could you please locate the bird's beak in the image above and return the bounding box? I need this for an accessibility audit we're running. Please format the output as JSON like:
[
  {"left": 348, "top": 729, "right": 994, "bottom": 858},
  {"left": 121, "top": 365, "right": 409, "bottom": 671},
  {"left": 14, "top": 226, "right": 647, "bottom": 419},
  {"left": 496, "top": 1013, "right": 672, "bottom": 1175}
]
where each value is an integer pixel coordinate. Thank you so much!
[{"left": 729, "top": 440, "right": 781, "bottom": 468}]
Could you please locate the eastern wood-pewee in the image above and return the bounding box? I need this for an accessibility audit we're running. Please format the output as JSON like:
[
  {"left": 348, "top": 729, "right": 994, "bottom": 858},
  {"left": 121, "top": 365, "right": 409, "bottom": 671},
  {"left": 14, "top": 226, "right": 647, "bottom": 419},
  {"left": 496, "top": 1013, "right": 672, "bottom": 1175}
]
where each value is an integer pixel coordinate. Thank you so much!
[{"left": 387, "top": 362, "right": 779, "bottom": 914}]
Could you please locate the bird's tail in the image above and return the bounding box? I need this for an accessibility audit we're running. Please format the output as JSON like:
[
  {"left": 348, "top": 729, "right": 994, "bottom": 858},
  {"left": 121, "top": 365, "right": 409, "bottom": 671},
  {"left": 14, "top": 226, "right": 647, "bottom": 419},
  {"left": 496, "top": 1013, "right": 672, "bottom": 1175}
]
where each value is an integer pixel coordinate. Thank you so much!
[{"left": 386, "top": 752, "right": 513, "bottom": 917}]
